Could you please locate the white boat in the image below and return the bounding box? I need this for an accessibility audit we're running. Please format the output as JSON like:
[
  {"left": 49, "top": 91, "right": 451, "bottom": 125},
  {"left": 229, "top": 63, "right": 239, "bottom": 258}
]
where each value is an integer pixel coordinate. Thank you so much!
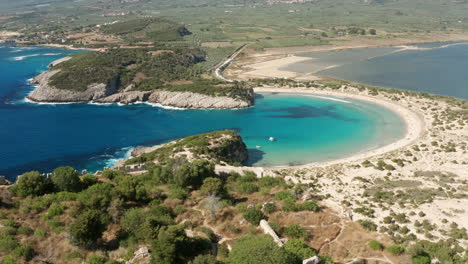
[
  {"left": 269, "top": 137, "right": 275, "bottom": 142},
  {"left": 256, "top": 146, "right": 262, "bottom": 149}
]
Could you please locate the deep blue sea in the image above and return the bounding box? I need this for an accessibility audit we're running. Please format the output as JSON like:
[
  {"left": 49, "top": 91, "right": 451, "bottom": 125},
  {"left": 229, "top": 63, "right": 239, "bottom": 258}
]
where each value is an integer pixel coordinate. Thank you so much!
[
  {"left": 0, "top": 43, "right": 405, "bottom": 180},
  {"left": 282, "top": 41, "right": 468, "bottom": 99}
]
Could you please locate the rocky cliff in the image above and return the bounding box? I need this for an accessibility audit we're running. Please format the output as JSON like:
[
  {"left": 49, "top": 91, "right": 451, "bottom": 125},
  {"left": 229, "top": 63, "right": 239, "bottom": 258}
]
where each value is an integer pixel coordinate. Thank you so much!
[{"left": 28, "top": 60, "right": 253, "bottom": 109}]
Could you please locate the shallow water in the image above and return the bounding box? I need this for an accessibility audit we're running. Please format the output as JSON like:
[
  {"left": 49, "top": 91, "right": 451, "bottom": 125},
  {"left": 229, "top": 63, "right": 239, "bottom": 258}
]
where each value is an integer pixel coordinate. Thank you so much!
[
  {"left": 0, "top": 43, "right": 405, "bottom": 180},
  {"left": 282, "top": 41, "right": 468, "bottom": 99}
]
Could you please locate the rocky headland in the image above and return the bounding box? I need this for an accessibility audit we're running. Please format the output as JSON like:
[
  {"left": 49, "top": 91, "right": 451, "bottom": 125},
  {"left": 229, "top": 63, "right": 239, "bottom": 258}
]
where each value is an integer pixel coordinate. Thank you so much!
[{"left": 28, "top": 57, "right": 254, "bottom": 109}]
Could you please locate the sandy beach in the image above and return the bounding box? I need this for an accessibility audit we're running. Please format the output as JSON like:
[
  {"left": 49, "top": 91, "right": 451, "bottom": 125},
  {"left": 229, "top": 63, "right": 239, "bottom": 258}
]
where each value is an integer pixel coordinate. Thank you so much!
[{"left": 250, "top": 83, "right": 468, "bottom": 246}]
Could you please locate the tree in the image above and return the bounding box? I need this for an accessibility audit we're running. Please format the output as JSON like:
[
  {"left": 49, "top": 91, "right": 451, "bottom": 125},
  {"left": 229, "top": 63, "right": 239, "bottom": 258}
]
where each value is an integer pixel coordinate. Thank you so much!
[
  {"left": 151, "top": 225, "right": 189, "bottom": 264},
  {"left": 69, "top": 209, "right": 107, "bottom": 248},
  {"left": 226, "top": 235, "right": 294, "bottom": 264},
  {"left": 284, "top": 239, "right": 316, "bottom": 264},
  {"left": 200, "top": 177, "right": 224, "bottom": 196},
  {"left": 11, "top": 171, "right": 50, "bottom": 197},
  {"left": 369, "top": 28, "right": 377, "bottom": 35},
  {"left": 51, "top": 166, "right": 81, "bottom": 192}
]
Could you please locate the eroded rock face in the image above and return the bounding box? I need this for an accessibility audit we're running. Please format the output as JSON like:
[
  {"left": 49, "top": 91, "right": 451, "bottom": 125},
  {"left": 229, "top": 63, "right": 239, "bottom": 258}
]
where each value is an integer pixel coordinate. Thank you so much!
[
  {"left": 28, "top": 68, "right": 253, "bottom": 109},
  {"left": 28, "top": 70, "right": 116, "bottom": 102},
  {"left": 148, "top": 91, "right": 251, "bottom": 109}
]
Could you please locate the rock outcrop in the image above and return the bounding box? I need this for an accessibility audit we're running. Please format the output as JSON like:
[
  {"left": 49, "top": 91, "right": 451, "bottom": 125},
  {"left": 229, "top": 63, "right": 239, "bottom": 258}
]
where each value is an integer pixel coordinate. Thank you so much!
[
  {"left": 122, "top": 129, "right": 248, "bottom": 166},
  {"left": 28, "top": 64, "right": 253, "bottom": 109},
  {"left": 28, "top": 69, "right": 117, "bottom": 102}
]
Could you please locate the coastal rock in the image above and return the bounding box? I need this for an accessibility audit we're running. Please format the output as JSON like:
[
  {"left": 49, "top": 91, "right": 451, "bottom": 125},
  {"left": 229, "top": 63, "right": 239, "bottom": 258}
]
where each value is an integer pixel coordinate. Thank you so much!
[
  {"left": 147, "top": 90, "right": 251, "bottom": 109},
  {"left": 95, "top": 91, "right": 152, "bottom": 104},
  {"left": 28, "top": 70, "right": 116, "bottom": 102},
  {"left": 28, "top": 69, "right": 253, "bottom": 109}
]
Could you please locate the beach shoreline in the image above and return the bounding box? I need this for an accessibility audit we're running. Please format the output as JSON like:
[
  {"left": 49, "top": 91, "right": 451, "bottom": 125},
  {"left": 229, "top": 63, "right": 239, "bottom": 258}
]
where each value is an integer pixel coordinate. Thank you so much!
[{"left": 252, "top": 87, "right": 425, "bottom": 169}]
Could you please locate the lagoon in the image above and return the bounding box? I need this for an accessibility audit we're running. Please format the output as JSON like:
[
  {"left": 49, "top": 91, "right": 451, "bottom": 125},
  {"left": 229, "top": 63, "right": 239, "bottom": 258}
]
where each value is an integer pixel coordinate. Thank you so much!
[
  {"left": 0, "top": 44, "right": 405, "bottom": 180},
  {"left": 281, "top": 41, "right": 468, "bottom": 99}
]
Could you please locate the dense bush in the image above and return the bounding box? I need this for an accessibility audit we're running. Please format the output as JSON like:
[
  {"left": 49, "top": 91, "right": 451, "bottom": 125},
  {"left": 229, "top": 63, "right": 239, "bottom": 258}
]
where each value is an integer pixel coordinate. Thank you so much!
[
  {"left": 121, "top": 206, "right": 175, "bottom": 242},
  {"left": 262, "top": 202, "right": 276, "bottom": 214},
  {"left": 69, "top": 209, "right": 108, "bottom": 248},
  {"left": 115, "top": 175, "right": 148, "bottom": 202},
  {"left": 189, "top": 254, "right": 219, "bottom": 264},
  {"left": 226, "top": 235, "right": 294, "bottom": 264},
  {"left": 358, "top": 220, "right": 377, "bottom": 231},
  {"left": 78, "top": 183, "right": 116, "bottom": 209},
  {"left": 51, "top": 166, "right": 82, "bottom": 192},
  {"left": 283, "top": 224, "right": 310, "bottom": 240},
  {"left": 243, "top": 208, "right": 266, "bottom": 225},
  {"left": 284, "top": 239, "right": 316, "bottom": 264},
  {"left": 151, "top": 225, "right": 211, "bottom": 264},
  {"left": 368, "top": 240, "right": 383, "bottom": 250},
  {"left": 200, "top": 177, "right": 224, "bottom": 196},
  {"left": 386, "top": 244, "right": 405, "bottom": 255},
  {"left": 11, "top": 171, "right": 51, "bottom": 197}
]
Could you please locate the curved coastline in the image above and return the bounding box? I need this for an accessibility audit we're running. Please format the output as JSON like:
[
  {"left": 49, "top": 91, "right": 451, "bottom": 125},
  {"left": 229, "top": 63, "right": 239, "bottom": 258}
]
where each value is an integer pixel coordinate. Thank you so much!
[{"left": 251, "top": 87, "right": 425, "bottom": 169}]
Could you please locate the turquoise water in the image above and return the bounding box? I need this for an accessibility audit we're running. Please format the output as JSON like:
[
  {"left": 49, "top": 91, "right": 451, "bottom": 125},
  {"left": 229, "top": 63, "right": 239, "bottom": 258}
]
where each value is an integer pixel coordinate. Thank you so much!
[
  {"left": 0, "top": 43, "right": 405, "bottom": 180},
  {"left": 282, "top": 41, "right": 468, "bottom": 99}
]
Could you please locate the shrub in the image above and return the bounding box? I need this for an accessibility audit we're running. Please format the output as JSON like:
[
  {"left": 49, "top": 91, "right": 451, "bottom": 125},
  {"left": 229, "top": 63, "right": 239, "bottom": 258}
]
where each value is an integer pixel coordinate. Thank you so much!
[
  {"left": 11, "top": 171, "right": 51, "bottom": 197},
  {"left": 81, "top": 174, "right": 99, "bottom": 187},
  {"left": 16, "top": 226, "right": 33, "bottom": 236},
  {"left": 101, "top": 169, "right": 124, "bottom": 180},
  {"left": 168, "top": 185, "right": 188, "bottom": 200},
  {"left": 34, "top": 229, "right": 47, "bottom": 238},
  {"left": 115, "top": 175, "right": 148, "bottom": 202},
  {"left": 69, "top": 209, "right": 107, "bottom": 248},
  {"left": 189, "top": 254, "right": 218, "bottom": 264},
  {"left": 51, "top": 166, "right": 82, "bottom": 192},
  {"left": 78, "top": 183, "right": 116, "bottom": 209},
  {"left": 42, "top": 203, "right": 65, "bottom": 220},
  {"left": 412, "top": 254, "right": 431, "bottom": 264},
  {"left": 262, "top": 202, "right": 276, "bottom": 214},
  {"left": 0, "top": 234, "right": 18, "bottom": 253},
  {"left": 243, "top": 208, "right": 266, "bottom": 225},
  {"left": 258, "top": 177, "right": 284, "bottom": 188},
  {"left": 200, "top": 177, "right": 224, "bottom": 196},
  {"left": 236, "top": 182, "right": 258, "bottom": 194},
  {"left": 12, "top": 245, "right": 34, "bottom": 261},
  {"left": 358, "top": 220, "right": 377, "bottom": 231},
  {"left": 0, "top": 256, "right": 19, "bottom": 264},
  {"left": 86, "top": 255, "right": 109, "bottom": 264},
  {"left": 368, "top": 240, "right": 383, "bottom": 250},
  {"left": 226, "top": 235, "right": 294, "bottom": 264},
  {"left": 299, "top": 201, "right": 320, "bottom": 212},
  {"left": 284, "top": 239, "right": 316, "bottom": 263},
  {"left": 283, "top": 224, "right": 310, "bottom": 240},
  {"left": 386, "top": 244, "right": 405, "bottom": 255},
  {"left": 274, "top": 191, "right": 295, "bottom": 202}
]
